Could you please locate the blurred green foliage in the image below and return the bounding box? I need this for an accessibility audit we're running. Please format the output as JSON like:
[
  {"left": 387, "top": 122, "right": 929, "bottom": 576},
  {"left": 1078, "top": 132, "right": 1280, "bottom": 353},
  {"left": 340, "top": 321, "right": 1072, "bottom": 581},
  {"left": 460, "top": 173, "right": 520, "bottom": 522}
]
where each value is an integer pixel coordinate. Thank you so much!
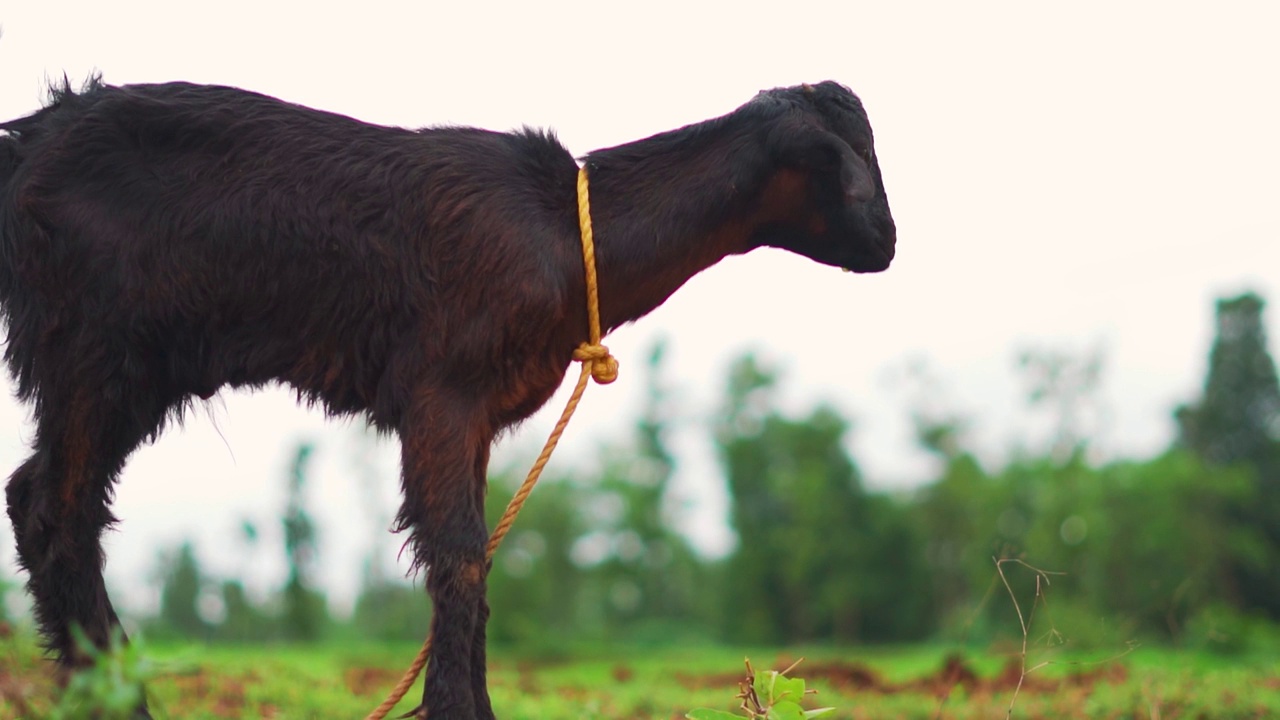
[
  {"left": 715, "top": 354, "right": 932, "bottom": 644},
  {"left": 1176, "top": 291, "right": 1280, "bottom": 618},
  {"left": 281, "top": 443, "right": 327, "bottom": 642},
  {"left": 153, "top": 541, "right": 212, "bottom": 641},
  {"left": 29, "top": 291, "right": 1280, "bottom": 651},
  {"left": 50, "top": 626, "right": 160, "bottom": 720}
]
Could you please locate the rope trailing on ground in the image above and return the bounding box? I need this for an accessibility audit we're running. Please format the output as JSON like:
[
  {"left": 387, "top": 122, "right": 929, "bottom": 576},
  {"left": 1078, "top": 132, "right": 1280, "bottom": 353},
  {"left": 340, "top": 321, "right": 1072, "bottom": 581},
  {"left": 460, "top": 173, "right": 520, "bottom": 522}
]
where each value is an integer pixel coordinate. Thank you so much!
[{"left": 364, "top": 166, "right": 617, "bottom": 720}]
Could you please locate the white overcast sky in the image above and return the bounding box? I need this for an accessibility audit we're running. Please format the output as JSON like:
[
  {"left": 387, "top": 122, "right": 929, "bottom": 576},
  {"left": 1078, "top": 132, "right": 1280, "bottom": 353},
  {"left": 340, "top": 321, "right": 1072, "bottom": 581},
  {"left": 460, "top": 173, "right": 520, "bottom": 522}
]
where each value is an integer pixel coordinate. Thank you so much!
[{"left": 0, "top": 1, "right": 1277, "bottom": 615}]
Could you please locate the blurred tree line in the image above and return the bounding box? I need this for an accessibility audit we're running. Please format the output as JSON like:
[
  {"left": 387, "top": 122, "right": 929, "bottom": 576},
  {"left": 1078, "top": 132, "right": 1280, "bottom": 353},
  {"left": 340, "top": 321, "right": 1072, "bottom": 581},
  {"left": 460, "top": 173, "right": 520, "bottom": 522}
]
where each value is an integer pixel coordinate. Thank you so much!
[{"left": 132, "top": 291, "right": 1280, "bottom": 652}]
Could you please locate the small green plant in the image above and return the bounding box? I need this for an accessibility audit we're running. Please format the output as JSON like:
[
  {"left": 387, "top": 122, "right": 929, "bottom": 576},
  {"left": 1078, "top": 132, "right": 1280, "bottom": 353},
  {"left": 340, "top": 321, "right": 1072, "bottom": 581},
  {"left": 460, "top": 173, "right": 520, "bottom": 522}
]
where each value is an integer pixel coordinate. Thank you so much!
[
  {"left": 51, "top": 625, "right": 161, "bottom": 720},
  {"left": 686, "top": 658, "right": 834, "bottom": 720}
]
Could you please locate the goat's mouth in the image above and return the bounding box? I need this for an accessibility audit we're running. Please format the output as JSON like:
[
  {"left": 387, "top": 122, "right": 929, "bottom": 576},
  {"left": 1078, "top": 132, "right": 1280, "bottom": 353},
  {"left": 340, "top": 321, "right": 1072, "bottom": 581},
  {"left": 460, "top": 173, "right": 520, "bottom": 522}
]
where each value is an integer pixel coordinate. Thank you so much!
[
  {"left": 842, "top": 236, "right": 895, "bottom": 273},
  {"left": 832, "top": 201, "right": 896, "bottom": 273}
]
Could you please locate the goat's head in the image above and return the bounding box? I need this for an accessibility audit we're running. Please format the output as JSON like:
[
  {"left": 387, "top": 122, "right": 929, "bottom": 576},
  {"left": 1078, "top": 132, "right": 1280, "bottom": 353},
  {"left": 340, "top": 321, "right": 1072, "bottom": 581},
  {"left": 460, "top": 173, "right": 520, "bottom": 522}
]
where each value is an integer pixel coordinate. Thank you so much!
[{"left": 751, "top": 81, "right": 896, "bottom": 273}]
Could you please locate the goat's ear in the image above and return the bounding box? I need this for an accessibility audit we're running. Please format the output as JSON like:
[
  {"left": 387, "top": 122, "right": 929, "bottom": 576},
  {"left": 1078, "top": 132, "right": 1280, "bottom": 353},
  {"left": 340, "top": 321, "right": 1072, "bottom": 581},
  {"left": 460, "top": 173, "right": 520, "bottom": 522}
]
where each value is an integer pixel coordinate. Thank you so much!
[{"left": 768, "top": 122, "right": 875, "bottom": 204}]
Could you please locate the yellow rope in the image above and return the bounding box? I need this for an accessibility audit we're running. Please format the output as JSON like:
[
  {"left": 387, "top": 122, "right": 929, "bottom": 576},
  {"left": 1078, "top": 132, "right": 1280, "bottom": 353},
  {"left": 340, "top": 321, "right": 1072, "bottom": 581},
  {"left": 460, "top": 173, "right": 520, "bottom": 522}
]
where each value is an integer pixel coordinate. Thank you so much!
[{"left": 364, "top": 167, "right": 617, "bottom": 720}]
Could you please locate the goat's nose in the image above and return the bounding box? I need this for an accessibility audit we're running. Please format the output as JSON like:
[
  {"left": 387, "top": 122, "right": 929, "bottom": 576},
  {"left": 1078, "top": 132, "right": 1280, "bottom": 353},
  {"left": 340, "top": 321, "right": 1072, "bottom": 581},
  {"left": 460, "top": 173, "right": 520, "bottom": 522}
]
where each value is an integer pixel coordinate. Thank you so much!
[{"left": 845, "top": 173, "right": 875, "bottom": 204}]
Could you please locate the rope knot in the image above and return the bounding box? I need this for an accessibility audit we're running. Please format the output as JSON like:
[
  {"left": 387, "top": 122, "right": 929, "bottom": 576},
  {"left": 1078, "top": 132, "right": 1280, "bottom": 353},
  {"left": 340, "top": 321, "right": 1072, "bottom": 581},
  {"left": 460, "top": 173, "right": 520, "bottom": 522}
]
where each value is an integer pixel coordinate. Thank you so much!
[{"left": 574, "top": 342, "right": 619, "bottom": 384}]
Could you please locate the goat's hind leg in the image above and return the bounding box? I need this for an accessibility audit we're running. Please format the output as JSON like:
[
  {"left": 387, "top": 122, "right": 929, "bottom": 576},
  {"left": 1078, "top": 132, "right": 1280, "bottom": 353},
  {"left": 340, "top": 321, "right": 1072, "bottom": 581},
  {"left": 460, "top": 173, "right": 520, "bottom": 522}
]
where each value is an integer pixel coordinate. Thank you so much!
[{"left": 5, "top": 381, "right": 168, "bottom": 717}]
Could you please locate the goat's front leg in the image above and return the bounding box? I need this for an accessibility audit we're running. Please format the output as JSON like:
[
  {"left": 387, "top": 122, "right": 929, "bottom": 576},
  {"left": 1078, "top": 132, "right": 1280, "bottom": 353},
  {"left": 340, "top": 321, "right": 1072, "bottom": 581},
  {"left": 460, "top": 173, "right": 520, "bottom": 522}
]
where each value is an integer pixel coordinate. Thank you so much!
[
  {"left": 397, "top": 393, "right": 493, "bottom": 720},
  {"left": 469, "top": 446, "right": 495, "bottom": 720}
]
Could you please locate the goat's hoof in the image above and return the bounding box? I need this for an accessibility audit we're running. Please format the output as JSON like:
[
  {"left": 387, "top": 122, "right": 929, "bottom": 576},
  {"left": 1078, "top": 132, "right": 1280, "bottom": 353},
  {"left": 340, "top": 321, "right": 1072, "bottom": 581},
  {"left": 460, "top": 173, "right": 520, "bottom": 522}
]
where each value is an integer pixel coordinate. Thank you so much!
[{"left": 395, "top": 704, "right": 425, "bottom": 719}]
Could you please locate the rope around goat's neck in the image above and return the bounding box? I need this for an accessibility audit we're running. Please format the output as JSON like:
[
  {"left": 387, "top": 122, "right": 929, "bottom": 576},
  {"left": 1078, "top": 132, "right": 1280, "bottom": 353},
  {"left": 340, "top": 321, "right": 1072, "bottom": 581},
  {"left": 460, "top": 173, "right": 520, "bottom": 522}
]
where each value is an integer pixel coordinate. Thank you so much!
[{"left": 364, "top": 167, "right": 617, "bottom": 720}]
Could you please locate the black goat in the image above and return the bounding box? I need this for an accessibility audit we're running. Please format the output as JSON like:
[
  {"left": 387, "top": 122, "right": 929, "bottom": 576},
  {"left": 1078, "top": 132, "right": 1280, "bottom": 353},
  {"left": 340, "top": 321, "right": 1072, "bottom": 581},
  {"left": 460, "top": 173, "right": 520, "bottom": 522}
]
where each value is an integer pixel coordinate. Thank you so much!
[{"left": 0, "top": 77, "right": 895, "bottom": 718}]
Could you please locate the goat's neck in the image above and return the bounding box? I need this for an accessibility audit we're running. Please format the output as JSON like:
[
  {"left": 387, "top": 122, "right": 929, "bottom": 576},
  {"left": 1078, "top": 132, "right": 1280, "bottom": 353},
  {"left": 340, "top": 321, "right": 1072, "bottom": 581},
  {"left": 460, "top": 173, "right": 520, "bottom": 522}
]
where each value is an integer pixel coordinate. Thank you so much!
[{"left": 582, "top": 116, "right": 774, "bottom": 333}]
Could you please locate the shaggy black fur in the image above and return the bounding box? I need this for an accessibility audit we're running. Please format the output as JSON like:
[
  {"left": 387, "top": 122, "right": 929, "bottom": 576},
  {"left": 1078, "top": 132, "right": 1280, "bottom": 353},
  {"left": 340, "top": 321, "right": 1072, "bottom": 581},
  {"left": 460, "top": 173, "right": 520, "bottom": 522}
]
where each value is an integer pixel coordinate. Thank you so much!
[{"left": 0, "top": 77, "right": 894, "bottom": 719}]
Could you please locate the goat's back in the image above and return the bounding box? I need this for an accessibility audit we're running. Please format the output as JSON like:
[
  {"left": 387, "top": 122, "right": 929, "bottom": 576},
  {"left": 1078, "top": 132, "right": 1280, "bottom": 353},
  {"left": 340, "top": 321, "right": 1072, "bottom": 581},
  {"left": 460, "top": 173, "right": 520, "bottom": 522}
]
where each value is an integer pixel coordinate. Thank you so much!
[{"left": 0, "top": 81, "right": 579, "bottom": 423}]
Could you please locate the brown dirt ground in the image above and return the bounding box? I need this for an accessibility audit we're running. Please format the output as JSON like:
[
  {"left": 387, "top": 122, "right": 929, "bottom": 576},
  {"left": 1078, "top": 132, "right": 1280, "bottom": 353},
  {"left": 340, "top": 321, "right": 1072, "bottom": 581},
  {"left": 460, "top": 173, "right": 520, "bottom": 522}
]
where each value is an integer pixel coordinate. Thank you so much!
[{"left": 676, "top": 653, "right": 1130, "bottom": 698}]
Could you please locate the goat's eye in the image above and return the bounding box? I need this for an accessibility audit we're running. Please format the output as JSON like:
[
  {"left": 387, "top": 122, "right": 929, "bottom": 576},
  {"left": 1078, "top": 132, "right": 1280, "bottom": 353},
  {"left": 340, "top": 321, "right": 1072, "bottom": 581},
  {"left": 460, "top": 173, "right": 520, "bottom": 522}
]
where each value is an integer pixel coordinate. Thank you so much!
[{"left": 852, "top": 140, "right": 873, "bottom": 165}]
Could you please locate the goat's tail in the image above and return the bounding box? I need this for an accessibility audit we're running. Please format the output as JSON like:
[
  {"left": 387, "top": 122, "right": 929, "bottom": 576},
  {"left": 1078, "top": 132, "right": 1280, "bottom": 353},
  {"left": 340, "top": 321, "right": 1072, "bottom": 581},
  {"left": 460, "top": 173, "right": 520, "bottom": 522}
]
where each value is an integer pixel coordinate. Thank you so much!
[
  {"left": 0, "top": 128, "right": 25, "bottom": 388},
  {"left": 0, "top": 109, "right": 49, "bottom": 397},
  {"left": 0, "top": 75, "right": 105, "bottom": 395},
  {"left": 0, "top": 99, "right": 41, "bottom": 204},
  {"left": 0, "top": 121, "right": 25, "bottom": 258},
  {"left": 0, "top": 94, "right": 51, "bottom": 339},
  {"left": 0, "top": 73, "right": 104, "bottom": 196},
  {"left": 0, "top": 126, "right": 25, "bottom": 332},
  {"left": 0, "top": 130, "right": 20, "bottom": 194}
]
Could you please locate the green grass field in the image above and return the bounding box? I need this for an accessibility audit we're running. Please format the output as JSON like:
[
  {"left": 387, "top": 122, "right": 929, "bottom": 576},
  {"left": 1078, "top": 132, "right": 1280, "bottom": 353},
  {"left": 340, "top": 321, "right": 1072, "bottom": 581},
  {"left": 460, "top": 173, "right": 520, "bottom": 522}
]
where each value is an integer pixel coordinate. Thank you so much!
[{"left": 2, "top": 630, "right": 1277, "bottom": 719}]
